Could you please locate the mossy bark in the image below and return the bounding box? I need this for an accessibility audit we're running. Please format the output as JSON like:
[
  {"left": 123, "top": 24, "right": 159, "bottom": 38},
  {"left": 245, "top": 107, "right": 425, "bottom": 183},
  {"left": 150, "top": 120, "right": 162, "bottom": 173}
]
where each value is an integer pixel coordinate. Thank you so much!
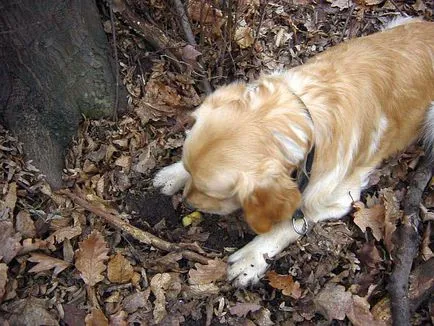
[{"left": 0, "top": 0, "right": 125, "bottom": 188}]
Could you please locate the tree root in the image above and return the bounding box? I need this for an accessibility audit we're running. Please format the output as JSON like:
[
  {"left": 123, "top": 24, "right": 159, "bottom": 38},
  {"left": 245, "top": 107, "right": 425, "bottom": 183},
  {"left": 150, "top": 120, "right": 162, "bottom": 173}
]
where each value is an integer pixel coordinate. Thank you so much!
[
  {"left": 387, "top": 158, "right": 432, "bottom": 326},
  {"left": 60, "top": 189, "right": 211, "bottom": 265}
]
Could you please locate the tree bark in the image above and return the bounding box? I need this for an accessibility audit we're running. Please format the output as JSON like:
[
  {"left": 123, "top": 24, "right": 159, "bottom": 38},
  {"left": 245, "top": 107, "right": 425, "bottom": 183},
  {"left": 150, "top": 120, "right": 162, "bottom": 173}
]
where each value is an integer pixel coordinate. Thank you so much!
[{"left": 0, "top": 0, "right": 124, "bottom": 188}]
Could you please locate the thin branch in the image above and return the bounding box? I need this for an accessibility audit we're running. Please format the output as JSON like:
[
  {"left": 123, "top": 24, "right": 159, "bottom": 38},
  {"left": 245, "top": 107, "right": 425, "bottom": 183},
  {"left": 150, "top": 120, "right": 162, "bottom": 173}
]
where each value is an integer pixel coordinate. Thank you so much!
[
  {"left": 339, "top": 4, "right": 356, "bottom": 43},
  {"left": 387, "top": 157, "right": 432, "bottom": 326},
  {"left": 170, "top": 0, "right": 212, "bottom": 94},
  {"left": 60, "top": 189, "right": 210, "bottom": 264}
]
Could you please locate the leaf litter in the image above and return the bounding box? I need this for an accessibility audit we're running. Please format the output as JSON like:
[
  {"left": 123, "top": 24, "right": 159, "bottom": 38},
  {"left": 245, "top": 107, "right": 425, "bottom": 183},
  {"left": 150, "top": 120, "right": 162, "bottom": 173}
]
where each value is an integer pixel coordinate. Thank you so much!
[{"left": 0, "top": 1, "right": 433, "bottom": 325}]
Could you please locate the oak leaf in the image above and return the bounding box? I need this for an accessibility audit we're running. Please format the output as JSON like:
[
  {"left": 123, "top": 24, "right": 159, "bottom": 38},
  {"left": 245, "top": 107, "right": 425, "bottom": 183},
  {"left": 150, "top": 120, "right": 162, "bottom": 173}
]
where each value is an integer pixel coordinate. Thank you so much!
[
  {"left": 15, "top": 210, "right": 36, "bottom": 238},
  {"left": 188, "top": 258, "right": 226, "bottom": 285},
  {"left": 85, "top": 308, "right": 108, "bottom": 326},
  {"left": 266, "top": 271, "right": 302, "bottom": 298},
  {"left": 0, "top": 220, "right": 22, "bottom": 263},
  {"left": 28, "top": 253, "right": 70, "bottom": 276},
  {"left": 75, "top": 231, "right": 109, "bottom": 286},
  {"left": 0, "top": 263, "right": 7, "bottom": 303},
  {"left": 314, "top": 283, "right": 352, "bottom": 320},
  {"left": 107, "top": 252, "right": 134, "bottom": 284},
  {"left": 229, "top": 302, "right": 262, "bottom": 317},
  {"left": 353, "top": 201, "right": 385, "bottom": 241}
]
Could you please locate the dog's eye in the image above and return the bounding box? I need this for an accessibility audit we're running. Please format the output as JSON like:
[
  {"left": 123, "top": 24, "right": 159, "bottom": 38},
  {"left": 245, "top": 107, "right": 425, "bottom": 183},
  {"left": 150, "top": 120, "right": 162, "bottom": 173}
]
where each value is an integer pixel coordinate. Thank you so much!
[{"left": 290, "top": 169, "right": 298, "bottom": 180}]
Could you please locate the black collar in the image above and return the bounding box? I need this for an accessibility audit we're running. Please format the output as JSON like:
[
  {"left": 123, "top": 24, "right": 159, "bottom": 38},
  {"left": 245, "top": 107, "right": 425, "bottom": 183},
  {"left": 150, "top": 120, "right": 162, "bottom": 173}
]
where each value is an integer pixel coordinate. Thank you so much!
[
  {"left": 290, "top": 90, "right": 315, "bottom": 235},
  {"left": 296, "top": 146, "right": 315, "bottom": 193}
]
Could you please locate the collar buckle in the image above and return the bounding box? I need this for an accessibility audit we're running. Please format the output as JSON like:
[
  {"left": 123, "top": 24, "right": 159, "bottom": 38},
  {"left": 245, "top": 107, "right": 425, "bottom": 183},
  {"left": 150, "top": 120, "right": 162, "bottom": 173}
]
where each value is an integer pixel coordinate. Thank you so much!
[{"left": 292, "top": 209, "right": 308, "bottom": 235}]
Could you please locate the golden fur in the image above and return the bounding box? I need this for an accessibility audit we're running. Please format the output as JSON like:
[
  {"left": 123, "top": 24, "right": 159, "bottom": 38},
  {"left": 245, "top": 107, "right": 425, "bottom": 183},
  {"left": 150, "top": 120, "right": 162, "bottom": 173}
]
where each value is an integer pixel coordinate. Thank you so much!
[
  {"left": 153, "top": 18, "right": 434, "bottom": 286},
  {"left": 179, "top": 20, "right": 434, "bottom": 233}
]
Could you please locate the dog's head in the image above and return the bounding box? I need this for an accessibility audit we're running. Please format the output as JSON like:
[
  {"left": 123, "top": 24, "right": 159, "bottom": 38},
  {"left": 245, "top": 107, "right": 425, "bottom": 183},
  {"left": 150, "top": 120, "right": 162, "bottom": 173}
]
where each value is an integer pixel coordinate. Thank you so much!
[{"left": 182, "top": 75, "right": 313, "bottom": 233}]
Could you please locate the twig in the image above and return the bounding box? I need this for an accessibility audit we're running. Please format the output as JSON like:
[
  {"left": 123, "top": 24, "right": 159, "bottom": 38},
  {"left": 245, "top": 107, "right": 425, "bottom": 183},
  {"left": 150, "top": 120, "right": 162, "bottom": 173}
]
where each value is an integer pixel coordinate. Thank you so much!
[
  {"left": 388, "top": 0, "right": 405, "bottom": 16},
  {"left": 387, "top": 157, "right": 432, "bottom": 326},
  {"left": 170, "top": 0, "right": 212, "bottom": 94},
  {"left": 339, "top": 4, "right": 356, "bottom": 43},
  {"left": 109, "top": 0, "right": 119, "bottom": 121},
  {"left": 60, "top": 189, "right": 210, "bottom": 264}
]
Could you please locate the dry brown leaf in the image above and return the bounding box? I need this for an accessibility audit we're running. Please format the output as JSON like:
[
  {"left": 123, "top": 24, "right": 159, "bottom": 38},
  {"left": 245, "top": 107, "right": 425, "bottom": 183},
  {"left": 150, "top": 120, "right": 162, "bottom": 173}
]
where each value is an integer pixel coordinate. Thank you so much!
[
  {"left": 85, "top": 308, "right": 108, "bottom": 326},
  {"left": 328, "top": 0, "right": 353, "bottom": 10},
  {"left": 314, "top": 283, "right": 352, "bottom": 320},
  {"left": 107, "top": 252, "right": 134, "bottom": 284},
  {"left": 266, "top": 271, "right": 302, "bottom": 298},
  {"left": 235, "top": 26, "right": 254, "bottom": 49},
  {"left": 75, "top": 231, "right": 109, "bottom": 286},
  {"left": 357, "top": 241, "right": 382, "bottom": 268},
  {"left": 421, "top": 223, "right": 434, "bottom": 261},
  {"left": 187, "top": 0, "right": 223, "bottom": 25},
  {"left": 353, "top": 201, "right": 385, "bottom": 241},
  {"left": 0, "top": 263, "right": 7, "bottom": 303},
  {"left": 28, "top": 253, "right": 71, "bottom": 276},
  {"left": 347, "top": 295, "right": 387, "bottom": 326},
  {"left": 122, "top": 288, "right": 151, "bottom": 314},
  {"left": 48, "top": 224, "right": 82, "bottom": 244},
  {"left": 4, "top": 182, "right": 17, "bottom": 212},
  {"left": 182, "top": 45, "right": 202, "bottom": 64},
  {"left": 229, "top": 302, "right": 262, "bottom": 317},
  {"left": 363, "top": 0, "right": 383, "bottom": 5},
  {"left": 15, "top": 210, "right": 36, "bottom": 238},
  {"left": 109, "top": 310, "right": 127, "bottom": 326},
  {"left": 0, "top": 220, "right": 22, "bottom": 263},
  {"left": 381, "top": 188, "right": 401, "bottom": 253},
  {"left": 7, "top": 297, "right": 58, "bottom": 326},
  {"left": 188, "top": 258, "right": 227, "bottom": 285},
  {"left": 182, "top": 283, "right": 220, "bottom": 299},
  {"left": 63, "top": 304, "right": 87, "bottom": 326},
  {"left": 150, "top": 273, "right": 182, "bottom": 323},
  {"left": 413, "top": 0, "right": 427, "bottom": 12}
]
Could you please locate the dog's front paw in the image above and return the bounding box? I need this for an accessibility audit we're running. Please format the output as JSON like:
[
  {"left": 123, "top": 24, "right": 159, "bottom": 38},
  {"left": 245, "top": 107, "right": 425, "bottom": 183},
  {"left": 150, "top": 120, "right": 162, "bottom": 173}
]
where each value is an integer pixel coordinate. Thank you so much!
[
  {"left": 153, "top": 161, "right": 189, "bottom": 195},
  {"left": 227, "top": 240, "right": 271, "bottom": 287}
]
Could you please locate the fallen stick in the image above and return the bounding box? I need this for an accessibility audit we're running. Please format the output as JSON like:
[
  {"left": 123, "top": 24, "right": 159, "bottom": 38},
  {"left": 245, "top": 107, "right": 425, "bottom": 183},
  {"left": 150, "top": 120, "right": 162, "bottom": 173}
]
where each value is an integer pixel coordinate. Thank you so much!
[
  {"left": 387, "top": 157, "right": 432, "bottom": 326},
  {"left": 59, "top": 189, "right": 210, "bottom": 264}
]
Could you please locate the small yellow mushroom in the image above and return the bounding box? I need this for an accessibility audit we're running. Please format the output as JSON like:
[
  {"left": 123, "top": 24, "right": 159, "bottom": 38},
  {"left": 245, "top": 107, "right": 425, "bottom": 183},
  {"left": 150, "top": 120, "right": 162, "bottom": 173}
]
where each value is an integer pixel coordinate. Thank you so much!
[{"left": 182, "top": 211, "right": 203, "bottom": 227}]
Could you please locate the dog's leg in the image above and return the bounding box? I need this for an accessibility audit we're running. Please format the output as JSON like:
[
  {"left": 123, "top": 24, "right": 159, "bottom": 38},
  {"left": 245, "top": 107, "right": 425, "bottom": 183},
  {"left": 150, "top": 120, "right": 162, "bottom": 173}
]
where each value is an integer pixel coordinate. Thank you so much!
[
  {"left": 227, "top": 219, "right": 301, "bottom": 287},
  {"left": 153, "top": 161, "right": 190, "bottom": 195}
]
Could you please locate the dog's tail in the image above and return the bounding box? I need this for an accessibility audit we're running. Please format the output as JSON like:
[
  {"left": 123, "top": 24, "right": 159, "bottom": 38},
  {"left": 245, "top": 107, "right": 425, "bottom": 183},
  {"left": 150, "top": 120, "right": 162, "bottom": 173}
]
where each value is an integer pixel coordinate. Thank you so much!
[
  {"left": 422, "top": 104, "right": 434, "bottom": 164},
  {"left": 382, "top": 16, "right": 423, "bottom": 30}
]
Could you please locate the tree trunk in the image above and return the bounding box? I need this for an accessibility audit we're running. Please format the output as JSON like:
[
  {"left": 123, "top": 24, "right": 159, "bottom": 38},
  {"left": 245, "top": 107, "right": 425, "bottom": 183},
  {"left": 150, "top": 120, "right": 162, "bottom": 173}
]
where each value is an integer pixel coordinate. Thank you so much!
[{"left": 0, "top": 0, "right": 124, "bottom": 188}]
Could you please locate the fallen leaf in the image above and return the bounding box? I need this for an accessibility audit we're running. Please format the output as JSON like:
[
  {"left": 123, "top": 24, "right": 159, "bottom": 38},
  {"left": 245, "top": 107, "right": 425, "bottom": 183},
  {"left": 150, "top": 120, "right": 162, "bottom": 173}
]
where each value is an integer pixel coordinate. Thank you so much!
[
  {"left": 109, "top": 310, "right": 128, "bottom": 326},
  {"left": 28, "top": 253, "right": 71, "bottom": 276},
  {"left": 314, "top": 283, "right": 352, "bottom": 320},
  {"left": 363, "top": 0, "right": 382, "bottom": 5},
  {"left": 107, "top": 252, "right": 134, "bottom": 284},
  {"left": 0, "top": 263, "right": 7, "bottom": 303},
  {"left": 62, "top": 304, "right": 86, "bottom": 326},
  {"left": 347, "top": 295, "right": 387, "bottom": 326},
  {"left": 235, "top": 26, "right": 254, "bottom": 49},
  {"left": 48, "top": 225, "right": 82, "bottom": 244},
  {"left": 357, "top": 241, "right": 382, "bottom": 269},
  {"left": 0, "top": 220, "right": 22, "bottom": 263},
  {"left": 187, "top": 0, "right": 223, "bottom": 25},
  {"left": 7, "top": 297, "right": 58, "bottom": 326},
  {"left": 4, "top": 182, "right": 17, "bottom": 212},
  {"left": 85, "top": 308, "right": 108, "bottom": 326},
  {"left": 188, "top": 258, "right": 227, "bottom": 285},
  {"left": 266, "top": 271, "right": 302, "bottom": 298},
  {"left": 413, "top": 0, "right": 427, "bottom": 12},
  {"left": 328, "top": 0, "right": 353, "bottom": 10},
  {"left": 150, "top": 273, "right": 182, "bottom": 323},
  {"left": 381, "top": 188, "right": 401, "bottom": 253},
  {"left": 421, "top": 223, "right": 434, "bottom": 261},
  {"left": 75, "top": 231, "right": 109, "bottom": 286},
  {"left": 229, "top": 302, "right": 262, "bottom": 317},
  {"left": 182, "top": 45, "right": 202, "bottom": 64},
  {"left": 353, "top": 202, "right": 385, "bottom": 241},
  {"left": 182, "top": 283, "right": 220, "bottom": 299},
  {"left": 122, "top": 289, "right": 151, "bottom": 313},
  {"left": 15, "top": 210, "right": 36, "bottom": 238}
]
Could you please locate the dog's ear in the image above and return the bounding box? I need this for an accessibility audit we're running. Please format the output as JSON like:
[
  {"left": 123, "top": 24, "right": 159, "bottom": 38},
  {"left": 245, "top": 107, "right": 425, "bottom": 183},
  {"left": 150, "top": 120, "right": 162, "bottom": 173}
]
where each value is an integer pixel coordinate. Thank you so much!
[{"left": 240, "top": 168, "right": 302, "bottom": 234}]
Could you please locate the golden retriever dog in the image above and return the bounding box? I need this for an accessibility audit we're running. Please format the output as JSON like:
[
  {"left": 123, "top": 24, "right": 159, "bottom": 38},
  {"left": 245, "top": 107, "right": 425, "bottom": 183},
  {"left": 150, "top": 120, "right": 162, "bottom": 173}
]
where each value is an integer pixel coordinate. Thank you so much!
[{"left": 154, "top": 17, "right": 434, "bottom": 287}]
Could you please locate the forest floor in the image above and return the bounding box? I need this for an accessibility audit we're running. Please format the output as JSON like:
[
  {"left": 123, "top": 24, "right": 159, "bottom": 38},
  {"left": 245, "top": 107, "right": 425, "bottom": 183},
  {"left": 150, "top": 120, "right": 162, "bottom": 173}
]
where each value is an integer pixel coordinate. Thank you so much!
[{"left": 0, "top": 0, "right": 433, "bottom": 325}]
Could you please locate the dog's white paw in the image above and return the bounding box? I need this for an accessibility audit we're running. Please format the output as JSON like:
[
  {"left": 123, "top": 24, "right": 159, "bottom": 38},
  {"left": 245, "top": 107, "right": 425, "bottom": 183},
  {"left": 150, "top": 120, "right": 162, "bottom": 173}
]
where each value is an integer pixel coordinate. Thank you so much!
[
  {"left": 153, "top": 161, "right": 190, "bottom": 195},
  {"left": 227, "top": 239, "right": 271, "bottom": 287}
]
